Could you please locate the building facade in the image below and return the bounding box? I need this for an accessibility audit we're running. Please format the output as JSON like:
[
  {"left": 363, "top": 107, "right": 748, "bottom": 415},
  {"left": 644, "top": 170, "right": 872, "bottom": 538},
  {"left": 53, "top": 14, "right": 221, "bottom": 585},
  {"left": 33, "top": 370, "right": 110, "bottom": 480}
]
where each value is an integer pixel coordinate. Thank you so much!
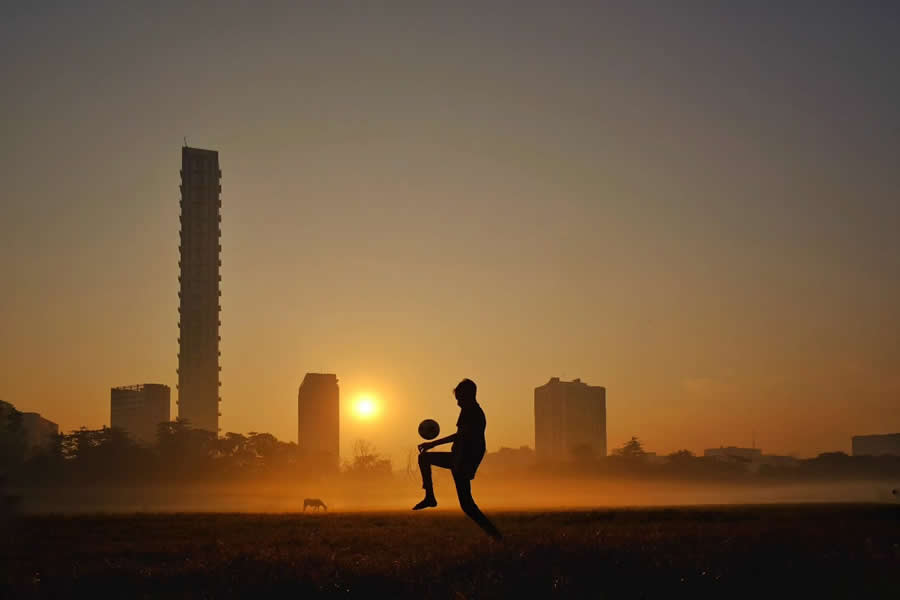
[
  {"left": 298, "top": 373, "right": 340, "bottom": 469},
  {"left": 534, "top": 377, "right": 606, "bottom": 461},
  {"left": 21, "top": 412, "right": 59, "bottom": 458},
  {"left": 177, "top": 146, "right": 222, "bottom": 434},
  {"left": 110, "top": 384, "right": 171, "bottom": 445},
  {"left": 852, "top": 433, "right": 900, "bottom": 457}
]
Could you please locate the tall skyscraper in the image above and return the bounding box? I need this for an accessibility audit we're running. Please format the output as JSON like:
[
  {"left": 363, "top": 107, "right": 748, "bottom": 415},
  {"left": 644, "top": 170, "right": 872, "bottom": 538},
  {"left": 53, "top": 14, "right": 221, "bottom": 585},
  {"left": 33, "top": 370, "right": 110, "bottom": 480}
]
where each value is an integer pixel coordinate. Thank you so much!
[
  {"left": 177, "top": 146, "right": 222, "bottom": 434},
  {"left": 110, "top": 384, "right": 170, "bottom": 445},
  {"left": 534, "top": 377, "right": 606, "bottom": 461},
  {"left": 298, "top": 373, "right": 340, "bottom": 469}
]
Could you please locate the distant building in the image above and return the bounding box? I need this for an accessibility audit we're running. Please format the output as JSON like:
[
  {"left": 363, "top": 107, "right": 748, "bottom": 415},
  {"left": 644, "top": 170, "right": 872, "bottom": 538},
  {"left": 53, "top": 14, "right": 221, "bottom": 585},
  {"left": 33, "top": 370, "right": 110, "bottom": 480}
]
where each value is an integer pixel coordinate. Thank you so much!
[
  {"left": 642, "top": 451, "right": 668, "bottom": 465},
  {"left": 111, "top": 384, "right": 171, "bottom": 445},
  {"left": 298, "top": 373, "right": 340, "bottom": 469},
  {"left": 0, "top": 402, "right": 58, "bottom": 459},
  {"left": 481, "top": 446, "right": 536, "bottom": 471},
  {"left": 534, "top": 377, "right": 606, "bottom": 461},
  {"left": 703, "top": 447, "right": 799, "bottom": 472},
  {"left": 177, "top": 146, "right": 222, "bottom": 435},
  {"left": 852, "top": 433, "right": 900, "bottom": 457},
  {"left": 704, "top": 446, "right": 763, "bottom": 463},
  {"left": 21, "top": 412, "right": 58, "bottom": 458}
]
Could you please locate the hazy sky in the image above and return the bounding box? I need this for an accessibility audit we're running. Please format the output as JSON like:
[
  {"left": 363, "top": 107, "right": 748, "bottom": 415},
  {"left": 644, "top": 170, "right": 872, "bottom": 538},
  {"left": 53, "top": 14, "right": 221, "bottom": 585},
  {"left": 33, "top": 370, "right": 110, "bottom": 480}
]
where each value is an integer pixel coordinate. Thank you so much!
[{"left": 2, "top": 1, "right": 898, "bottom": 463}]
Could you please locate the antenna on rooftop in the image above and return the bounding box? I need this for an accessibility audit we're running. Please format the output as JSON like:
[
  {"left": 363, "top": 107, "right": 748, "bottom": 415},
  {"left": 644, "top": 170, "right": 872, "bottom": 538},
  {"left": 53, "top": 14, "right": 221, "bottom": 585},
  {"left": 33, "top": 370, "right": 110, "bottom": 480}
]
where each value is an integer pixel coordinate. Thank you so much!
[{"left": 183, "top": 136, "right": 188, "bottom": 147}]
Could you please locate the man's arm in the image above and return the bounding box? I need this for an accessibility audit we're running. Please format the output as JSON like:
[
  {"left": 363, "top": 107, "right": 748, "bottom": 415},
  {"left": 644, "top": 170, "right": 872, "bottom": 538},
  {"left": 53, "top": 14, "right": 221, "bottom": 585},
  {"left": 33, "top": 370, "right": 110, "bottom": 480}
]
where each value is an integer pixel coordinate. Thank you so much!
[{"left": 419, "top": 433, "right": 457, "bottom": 452}]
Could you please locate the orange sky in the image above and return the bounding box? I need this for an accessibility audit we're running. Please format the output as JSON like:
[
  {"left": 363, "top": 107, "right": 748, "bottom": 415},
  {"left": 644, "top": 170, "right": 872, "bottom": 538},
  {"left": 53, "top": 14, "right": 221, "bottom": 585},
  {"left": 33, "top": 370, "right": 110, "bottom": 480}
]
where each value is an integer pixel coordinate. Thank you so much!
[{"left": 2, "top": 3, "right": 898, "bottom": 464}]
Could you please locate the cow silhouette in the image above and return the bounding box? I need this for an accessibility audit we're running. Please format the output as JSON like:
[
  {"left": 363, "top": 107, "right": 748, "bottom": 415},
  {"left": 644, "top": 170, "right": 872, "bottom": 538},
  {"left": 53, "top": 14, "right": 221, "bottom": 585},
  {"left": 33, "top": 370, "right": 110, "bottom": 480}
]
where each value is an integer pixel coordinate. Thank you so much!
[{"left": 303, "top": 498, "right": 327, "bottom": 511}]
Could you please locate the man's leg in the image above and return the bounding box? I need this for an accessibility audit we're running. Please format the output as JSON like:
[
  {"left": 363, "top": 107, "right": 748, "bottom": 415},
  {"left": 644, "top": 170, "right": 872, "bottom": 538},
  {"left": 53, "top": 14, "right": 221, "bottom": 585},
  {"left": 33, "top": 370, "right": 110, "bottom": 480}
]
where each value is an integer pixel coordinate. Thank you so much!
[
  {"left": 414, "top": 452, "right": 453, "bottom": 510},
  {"left": 452, "top": 472, "right": 502, "bottom": 540}
]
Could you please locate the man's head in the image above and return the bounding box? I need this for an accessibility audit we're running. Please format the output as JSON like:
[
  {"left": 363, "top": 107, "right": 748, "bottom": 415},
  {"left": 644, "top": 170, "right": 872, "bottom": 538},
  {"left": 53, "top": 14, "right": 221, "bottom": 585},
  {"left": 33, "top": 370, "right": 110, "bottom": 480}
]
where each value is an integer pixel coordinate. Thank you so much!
[{"left": 454, "top": 378, "right": 477, "bottom": 405}]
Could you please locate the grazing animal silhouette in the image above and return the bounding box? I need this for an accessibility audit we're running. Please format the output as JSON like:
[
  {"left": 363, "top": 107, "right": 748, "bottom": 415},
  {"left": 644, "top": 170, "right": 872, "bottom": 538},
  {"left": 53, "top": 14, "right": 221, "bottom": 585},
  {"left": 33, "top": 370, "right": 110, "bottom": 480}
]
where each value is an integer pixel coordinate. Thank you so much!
[{"left": 303, "top": 498, "right": 327, "bottom": 511}]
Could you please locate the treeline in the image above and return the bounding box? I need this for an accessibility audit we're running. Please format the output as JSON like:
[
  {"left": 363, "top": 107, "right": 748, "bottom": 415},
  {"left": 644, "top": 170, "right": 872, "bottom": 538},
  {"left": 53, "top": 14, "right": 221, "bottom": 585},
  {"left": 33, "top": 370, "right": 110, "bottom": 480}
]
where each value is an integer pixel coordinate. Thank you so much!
[
  {"left": 4, "top": 402, "right": 900, "bottom": 490},
  {"left": 1, "top": 401, "right": 391, "bottom": 488},
  {"left": 483, "top": 437, "right": 900, "bottom": 483},
  {"left": 529, "top": 450, "right": 900, "bottom": 483}
]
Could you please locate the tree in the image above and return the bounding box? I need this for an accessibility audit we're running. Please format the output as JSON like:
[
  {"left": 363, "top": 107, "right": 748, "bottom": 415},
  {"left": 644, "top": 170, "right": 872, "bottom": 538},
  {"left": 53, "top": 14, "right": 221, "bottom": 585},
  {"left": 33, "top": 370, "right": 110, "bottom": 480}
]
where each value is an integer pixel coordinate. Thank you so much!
[
  {"left": 0, "top": 400, "right": 26, "bottom": 471},
  {"left": 56, "top": 426, "right": 154, "bottom": 482},
  {"left": 156, "top": 419, "right": 216, "bottom": 479},
  {"left": 246, "top": 432, "right": 279, "bottom": 461},
  {"left": 668, "top": 449, "right": 695, "bottom": 461},
  {"left": 217, "top": 432, "right": 249, "bottom": 461},
  {"left": 344, "top": 440, "right": 391, "bottom": 476},
  {"left": 613, "top": 436, "right": 647, "bottom": 459}
]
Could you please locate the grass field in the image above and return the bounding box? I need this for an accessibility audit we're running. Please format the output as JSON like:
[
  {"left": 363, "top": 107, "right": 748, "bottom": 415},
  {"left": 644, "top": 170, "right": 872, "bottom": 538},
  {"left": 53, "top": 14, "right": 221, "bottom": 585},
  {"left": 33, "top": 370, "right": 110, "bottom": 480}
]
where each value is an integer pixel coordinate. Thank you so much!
[{"left": 2, "top": 505, "right": 899, "bottom": 598}]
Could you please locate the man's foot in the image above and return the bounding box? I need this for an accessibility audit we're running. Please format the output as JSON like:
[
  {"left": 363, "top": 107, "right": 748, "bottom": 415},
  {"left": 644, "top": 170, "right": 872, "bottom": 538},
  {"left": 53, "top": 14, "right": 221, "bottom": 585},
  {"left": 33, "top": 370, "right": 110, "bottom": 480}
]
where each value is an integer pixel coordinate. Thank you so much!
[{"left": 412, "top": 496, "right": 437, "bottom": 510}]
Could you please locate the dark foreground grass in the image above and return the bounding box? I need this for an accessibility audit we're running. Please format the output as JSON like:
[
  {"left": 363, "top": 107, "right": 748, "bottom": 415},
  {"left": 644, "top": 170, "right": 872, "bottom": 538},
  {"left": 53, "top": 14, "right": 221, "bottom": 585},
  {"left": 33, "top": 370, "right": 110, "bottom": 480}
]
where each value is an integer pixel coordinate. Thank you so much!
[{"left": 2, "top": 505, "right": 899, "bottom": 599}]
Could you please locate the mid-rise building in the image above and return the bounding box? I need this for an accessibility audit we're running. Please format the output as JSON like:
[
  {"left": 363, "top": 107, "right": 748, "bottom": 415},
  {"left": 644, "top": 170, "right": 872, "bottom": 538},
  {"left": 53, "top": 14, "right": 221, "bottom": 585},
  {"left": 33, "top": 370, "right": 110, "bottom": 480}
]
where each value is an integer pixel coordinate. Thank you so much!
[
  {"left": 111, "top": 384, "right": 171, "bottom": 445},
  {"left": 0, "top": 402, "right": 59, "bottom": 458},
  {"left": 852, "top": 433, "right": 900, "bottom": 457},
  {"left": 177, "top": 146, "right": 222, "bottom": 434},
  {"left": 21, "top": 412, "right": 59, "bottom": 458},
  {"left": 534, "top": 377, "right": 606, "bottom": 461},
  {"left": 298, "top": 373, "right": 340, "bottom": 469}
]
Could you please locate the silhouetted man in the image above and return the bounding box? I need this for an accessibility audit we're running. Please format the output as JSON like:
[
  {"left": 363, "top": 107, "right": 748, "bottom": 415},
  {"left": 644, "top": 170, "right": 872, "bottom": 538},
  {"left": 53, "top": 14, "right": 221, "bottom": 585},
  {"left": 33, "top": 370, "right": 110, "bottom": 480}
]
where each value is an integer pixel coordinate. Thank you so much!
[{"left": 414, "top": 378, "right": 502, "bottom": 540}]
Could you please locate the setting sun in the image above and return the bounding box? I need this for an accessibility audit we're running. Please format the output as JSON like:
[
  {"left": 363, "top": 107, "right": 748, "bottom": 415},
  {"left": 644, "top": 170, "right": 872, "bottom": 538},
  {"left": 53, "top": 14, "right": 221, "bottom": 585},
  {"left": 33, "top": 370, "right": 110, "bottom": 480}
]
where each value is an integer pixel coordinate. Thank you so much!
[{"left": 353, "top": 395, "right": 379, "bottom": 420}]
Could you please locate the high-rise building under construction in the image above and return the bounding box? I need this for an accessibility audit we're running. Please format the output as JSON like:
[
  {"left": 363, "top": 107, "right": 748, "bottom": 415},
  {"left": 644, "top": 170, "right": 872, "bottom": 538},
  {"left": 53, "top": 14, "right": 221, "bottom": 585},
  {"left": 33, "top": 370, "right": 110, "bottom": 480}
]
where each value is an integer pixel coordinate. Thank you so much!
[{"left": 177, "top": 146, "right": 222, "bottom": 434}]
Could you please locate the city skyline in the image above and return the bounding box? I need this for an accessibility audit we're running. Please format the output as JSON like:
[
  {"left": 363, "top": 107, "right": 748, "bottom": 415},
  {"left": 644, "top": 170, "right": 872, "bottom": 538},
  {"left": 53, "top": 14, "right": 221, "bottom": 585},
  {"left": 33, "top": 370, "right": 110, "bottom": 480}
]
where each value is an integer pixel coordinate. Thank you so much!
[{"left": 2, "top": 3, "right": 899, "bottom": 465}]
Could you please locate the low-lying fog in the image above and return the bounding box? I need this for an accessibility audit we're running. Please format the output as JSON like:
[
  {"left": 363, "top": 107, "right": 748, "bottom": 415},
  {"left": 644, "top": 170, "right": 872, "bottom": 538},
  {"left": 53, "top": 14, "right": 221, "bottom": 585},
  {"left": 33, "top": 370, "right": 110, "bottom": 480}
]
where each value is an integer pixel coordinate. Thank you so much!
[{"left": 12, "top": 473, "right": 898, "bottom": 513}]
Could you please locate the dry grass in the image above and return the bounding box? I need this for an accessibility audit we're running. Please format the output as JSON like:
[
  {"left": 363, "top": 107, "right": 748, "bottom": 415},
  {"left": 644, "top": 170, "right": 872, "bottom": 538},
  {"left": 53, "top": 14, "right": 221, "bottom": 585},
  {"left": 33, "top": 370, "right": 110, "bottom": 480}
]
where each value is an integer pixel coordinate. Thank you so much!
[{"left": 2, "top": 505, "right": 899, "bottom": 598}]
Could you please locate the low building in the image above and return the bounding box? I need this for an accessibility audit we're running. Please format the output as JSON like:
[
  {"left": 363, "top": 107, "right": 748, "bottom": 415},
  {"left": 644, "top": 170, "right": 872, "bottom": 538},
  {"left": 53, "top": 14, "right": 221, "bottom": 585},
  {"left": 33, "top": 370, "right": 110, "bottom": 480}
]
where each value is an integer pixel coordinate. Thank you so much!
[
  {"left": 704, "top": 446, "right": 763, "bottom": 463},
  {"left": 642, "top": 451, "right": 669, "bottom": 465},
  {"left": 111, "top": 384, "right": 171, "bottom": 445},
  {"left": 21, "top": 412, "right": 59, "bottom": 458},
  {"left": 852, "top": 433, "right": 900, "bottom": 457},
  {"left": 481, "top": 446, "right": 536, "bottom": 471}
]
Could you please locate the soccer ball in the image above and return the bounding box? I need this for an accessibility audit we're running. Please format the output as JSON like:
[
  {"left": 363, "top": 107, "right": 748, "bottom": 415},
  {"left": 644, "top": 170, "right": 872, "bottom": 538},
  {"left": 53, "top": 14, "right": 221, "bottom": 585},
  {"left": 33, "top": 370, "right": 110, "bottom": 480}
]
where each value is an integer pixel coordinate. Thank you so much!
[{"left": 418, "top": 419, "right": 440, "bottom": 440}]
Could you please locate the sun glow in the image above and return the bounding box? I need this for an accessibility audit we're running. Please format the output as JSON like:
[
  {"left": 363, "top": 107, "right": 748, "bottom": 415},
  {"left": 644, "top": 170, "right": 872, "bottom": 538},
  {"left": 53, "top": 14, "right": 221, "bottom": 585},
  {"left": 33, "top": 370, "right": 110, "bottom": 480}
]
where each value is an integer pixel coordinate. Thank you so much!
[{"left": 353, "top": 395, "right": 379, "bottom": 420}]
